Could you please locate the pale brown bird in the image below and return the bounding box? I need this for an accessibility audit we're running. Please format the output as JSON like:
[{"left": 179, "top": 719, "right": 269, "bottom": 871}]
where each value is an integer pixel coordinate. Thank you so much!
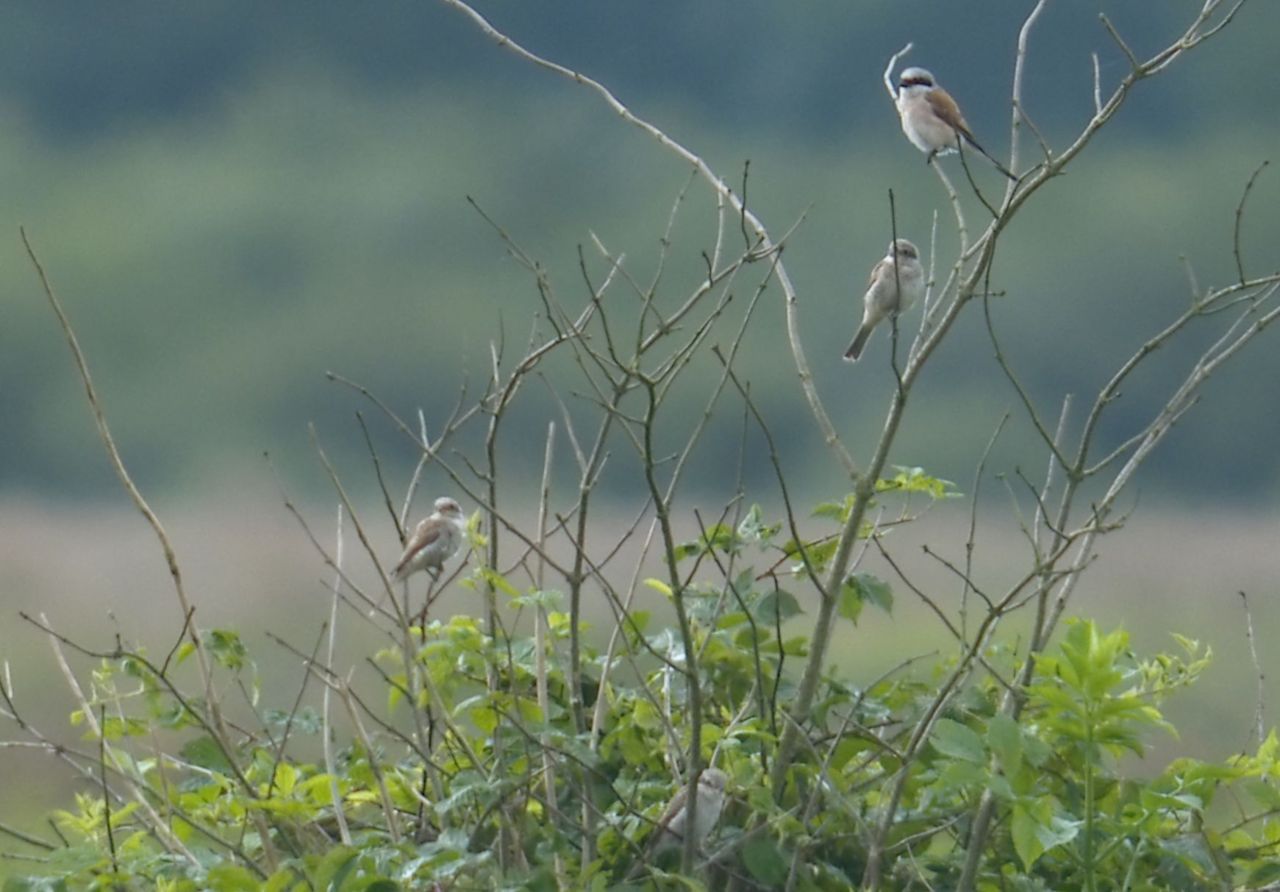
[
  {"left": 392, "top": 497, "right": 466, "bottom": 582},
  {"left": 650, "top": 768, "right": 728, "bottom": 853},
  {"left": 627, "top": 768, "right": 729, "bottom": 879},
  {"left": 844, "top": 239, "right": 925, "bottom": 362},
  {"left": 896, "top": 66, "right": 1015, "bottom": 179}
]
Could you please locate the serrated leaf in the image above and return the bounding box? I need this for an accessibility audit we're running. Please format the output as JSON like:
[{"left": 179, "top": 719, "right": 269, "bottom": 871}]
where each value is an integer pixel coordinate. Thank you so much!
[
  {"left": 838, "top": 578, "right": 863, "bottom": 624},
  {"left": 849, "top": 572, "right": 893, "bottom": 613}
]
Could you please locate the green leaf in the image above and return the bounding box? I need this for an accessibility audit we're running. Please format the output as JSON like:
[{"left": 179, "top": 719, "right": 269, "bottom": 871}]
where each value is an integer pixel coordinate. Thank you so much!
[
  {"left": 180, "top": 735, "right": 232, "bottom": 773},
  {"left": 1011, "top": 803, "right": 1045, "bottom": 871},
  {"left": 511, "top": 588, "right": 564, "bottom": 610},
  {"left": 741, "top": 837, "right": 788, "bottom": 886},
  {"left": 1245, "top": 861, "right": 1280, "bottom": 887},
  {"left": 264, "top": 866, "right": 309, "bottom": 891},
  {"left": 851, "top": 572, "right": 893, "bottom": 613},
  {"left": 754, "top": 589, "right": 803, "bottom": 623},
  {"left": 674, "top": 523, "right": 741, "bottom": 561},
  {"left": 839, "top": 573, "right": 893, "bottom": 623},
  {"left": 1011, "top": 798, "right": 1079, "bottom": 872},
  {"left": 931, "top": 718, "right": 985, "bottom": 764},
  {"left": 206, "top": 863, "right": 262, "bottom": 891},
  {"left": 935, "top": 760, "right": 988, "bottom": 789},
  {"left": 812, "top": 495, "right": 854, "bottom": 521},
  {"left": 204, "top": 628, "right": 248, "bottom": 671},
  {"left": 1242, "top": 778, "right": 1280, "bottom": 810},
  {"left": 876, "top": 465, "right": 960, "bottom": 499},
  {"left": 837, "top": 578, "right": 863, "bottom": 624},
  {"left": 737, "top": 504, "right": 780, "bottom": 543},
  {"left": 986, "top": 714, "right": 1023, "bottom": 772},
  {"left": 478, "top": 566, "right": 520, "bottom": 598},
  {"left": 644, "top": 578, "right": 673, "bottom": 598}
]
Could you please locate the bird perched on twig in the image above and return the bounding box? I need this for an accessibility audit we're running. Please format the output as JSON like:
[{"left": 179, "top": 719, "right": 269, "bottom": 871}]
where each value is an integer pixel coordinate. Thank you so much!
[
  {"left": 651, "top": 768, "right": 728, "bottom": 854},
  {"left": 844, "top": 239, "right": 925, "bottom": 362},
  {"left": 896, "top": 66, "right": 1015, "bottom": 180},
  {"left": 628, "top": 768, "right": 729, "bottom": 879},
  {"left": 392, "top": 497, "right": 467, "bottom": 582}
]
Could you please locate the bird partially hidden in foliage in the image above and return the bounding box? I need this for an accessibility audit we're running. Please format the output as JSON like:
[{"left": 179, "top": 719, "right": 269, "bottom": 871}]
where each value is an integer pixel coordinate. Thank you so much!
[
  {"left": 628, "top": 768, "right": 729, "bottom": 878},
  {"left": 392, "top": 496, "right": 467, "bottom": 582},
  {"left": 895, "top": 66, "right": 1016, "bottom": 180},
  {"left": 843, "top": 238, "right": 925, "bottom": 362}
]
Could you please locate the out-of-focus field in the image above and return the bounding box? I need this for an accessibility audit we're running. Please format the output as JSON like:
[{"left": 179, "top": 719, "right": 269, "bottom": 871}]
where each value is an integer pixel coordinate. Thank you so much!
[{"left": 1, "top": 494, "right": 1276, "bottom": 867}]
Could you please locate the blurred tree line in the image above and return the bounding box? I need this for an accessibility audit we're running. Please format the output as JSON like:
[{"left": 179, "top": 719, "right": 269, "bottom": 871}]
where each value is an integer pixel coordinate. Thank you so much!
[{"left": 1, "top": 1, "right": 1277, "bottom": 501}]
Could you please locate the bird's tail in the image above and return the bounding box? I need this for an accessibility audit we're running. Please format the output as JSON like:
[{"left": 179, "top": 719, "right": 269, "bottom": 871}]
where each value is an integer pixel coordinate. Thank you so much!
[
  {"left": 843, "top": 325, "right": 873, "bottom": 362},
  {"left": 961, "top": 132, "right": 1016, "bottom": 180}
]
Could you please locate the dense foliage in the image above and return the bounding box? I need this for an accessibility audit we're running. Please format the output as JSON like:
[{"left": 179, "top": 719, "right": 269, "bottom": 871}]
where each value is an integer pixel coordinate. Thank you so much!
[{"left": 7, "top": 506, "right": 1280, "bottom": 889}]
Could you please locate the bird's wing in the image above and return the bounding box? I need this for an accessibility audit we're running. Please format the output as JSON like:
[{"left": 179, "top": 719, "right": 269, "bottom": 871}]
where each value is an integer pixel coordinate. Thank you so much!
[
  {"left": 867, "top": 257, "right": 889, "bottom": 289},
  {"left": 395, "top": 517, "right": 442, "bottom": 573},
  {"left": 925, "top": 87, "right": 975, "bottom": 142},
  {"left": 653, "top": 785, "right": 690, "bottom": 837}
]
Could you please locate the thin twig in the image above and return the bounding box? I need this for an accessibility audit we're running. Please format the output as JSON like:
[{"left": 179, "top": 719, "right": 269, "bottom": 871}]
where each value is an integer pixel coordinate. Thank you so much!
[
  {"left": 21, "top": 228, "right": 231, "bottom": 763},
  {"left": 1239, "top": 590, "right": 1266, "bottom": 748},
  {"left": 1233, "top": 160, "right": 1270, "bottom": 284},
  {"left": 322, "top": 505, "right": 353, "bottom": 845}
]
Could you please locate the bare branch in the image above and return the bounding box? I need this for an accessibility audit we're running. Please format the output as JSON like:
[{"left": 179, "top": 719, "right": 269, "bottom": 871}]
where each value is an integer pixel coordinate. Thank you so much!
[
  {"left": 438, "top": 0, "right": 857, "bottom": 478},
  {"left": 1233, "top": 159, "right": 1270, "bottom": 284}
]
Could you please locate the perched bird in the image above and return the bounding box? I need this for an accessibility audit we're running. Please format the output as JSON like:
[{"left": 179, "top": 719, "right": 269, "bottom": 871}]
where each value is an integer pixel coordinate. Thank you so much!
[
  {"left": 896, "top": 66, "right": 1015, "bottom": 179},
  {"left": 650, "top": 768, "right": 729, "bottom": 854},
  {"left": 391, "top": 497, "right": 467, "bottom": 582},
  {"left": 844, "top": 239, "right": 926, "bottom": 362}
]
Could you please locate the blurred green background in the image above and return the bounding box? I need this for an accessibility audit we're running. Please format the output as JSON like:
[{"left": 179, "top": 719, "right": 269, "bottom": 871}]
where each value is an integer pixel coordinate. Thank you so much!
[
  {"left": 1, "top": 0, "right": 1279, "bottom": 868},
  {"left": 1, "top": 1, "right": 1278, "bottom": 500}
]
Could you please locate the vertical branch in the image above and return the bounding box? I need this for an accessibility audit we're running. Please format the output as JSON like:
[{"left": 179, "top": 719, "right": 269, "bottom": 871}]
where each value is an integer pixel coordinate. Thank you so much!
[
  {"left": 962, "top": 414, "right": 1010, "bottom": 640},
  {"left": 21, "top": 229, "right": 233, "bottom": 759},
  {"left": 637, "top": 377, "right": 704, "bottom": 875},
  {"left": 97, "top": 705, "right": 120, "bottom": 886},
  {"left": 322, "top": 506, "right": 353, "bottom": 845},
  {"left": 1008, "top": 0, "right": 1052, "bottom": 180},
  {"left": 533, "top": 422, "right": 568, "bottom": 885},
  {"left": 336, "top": 682, "right": 402, "bottom": 845},
  {"left": 1239, "top": 590, "right": 1266, "bottom": 747}
]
